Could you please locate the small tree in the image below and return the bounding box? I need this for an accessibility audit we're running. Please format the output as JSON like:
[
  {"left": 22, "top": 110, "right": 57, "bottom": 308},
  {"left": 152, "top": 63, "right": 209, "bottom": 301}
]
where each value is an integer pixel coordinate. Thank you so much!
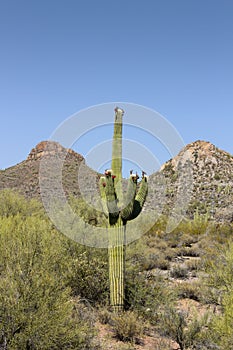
[
  {"left": 0, "top": 193, "right": 97, "bottom": 349},
  {"left": 206, "top": 241, "right": 233, "bottom": 349}
]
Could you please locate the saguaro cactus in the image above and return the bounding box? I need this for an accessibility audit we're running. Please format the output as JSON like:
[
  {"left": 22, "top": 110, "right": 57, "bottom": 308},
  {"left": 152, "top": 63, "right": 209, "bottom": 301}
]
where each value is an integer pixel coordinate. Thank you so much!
[{"left": 99, "top": 107, "right": 148, "bottom": 313}]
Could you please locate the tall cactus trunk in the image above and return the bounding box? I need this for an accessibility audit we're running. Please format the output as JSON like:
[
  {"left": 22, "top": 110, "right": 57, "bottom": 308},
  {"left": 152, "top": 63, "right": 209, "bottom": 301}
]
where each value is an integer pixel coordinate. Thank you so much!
[
  {"left": 112, "top": 111, "right": 122, "bottom": 180},
  {"left": 112, "top": 108, "right": 123, "bottom": 203},
  {"left": 99, "top": 107, "right": 148, "bottom": 313},
  {"left": 109, "top": 107, "right": 125, "bottom": 312},
  {"left": 108, "top": 220, "right": 125, "bottom": 313}
]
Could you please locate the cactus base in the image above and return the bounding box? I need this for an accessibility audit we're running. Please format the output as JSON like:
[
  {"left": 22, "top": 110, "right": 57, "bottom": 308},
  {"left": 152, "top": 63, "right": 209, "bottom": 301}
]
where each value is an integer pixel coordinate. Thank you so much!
[{"left": 108, "top": 219, "right": 125, "bottom": 312}]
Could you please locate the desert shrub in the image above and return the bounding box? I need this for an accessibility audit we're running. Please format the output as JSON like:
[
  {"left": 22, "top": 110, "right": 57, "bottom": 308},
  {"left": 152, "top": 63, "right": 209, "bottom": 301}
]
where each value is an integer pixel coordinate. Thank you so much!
[
  {"left": 69, "top": 195, "right": 107, "bottom": 227},
  {"left": 163, "top": 246, "right": 176, "bottom": 261},
  {"left": 154, "top": 338, "right": 176, "bottom": 350},
  {"left": 67, "top": 247, "right": 109, "bottom": 304},
  {"left": 0, "top": 189, "right": 43, "bottom": 218},
  {"left": 125, "top": 234, "right": 176, "bottom": 322},
  {"left": 204, "top": 241, "right": 233, "bottom": 349},
  {"left": 211, "top": 223, "right": 233, "bottom": 244},
  {"left": 209, "top": 290, "right": 233, "bottom": 349},
  {"left": 127, "top": 236, "right": 172, "bottom": 272},
  {"left": 147, "top": 215, "right": 168, "bottom": 235},
  {"left": 164, "top": 230, "right": 183, "bottom": 248},
  {"left": 112, "top": 311, "right": 143, "bottom": 343},
  {"left": 179, "top": 211, "right": 210, "bottom": 236},
  {"left": 161, "top": 307, "right": 210, "bottom": 350},
  {"left": 180, "top": 233, "right": 199, "bottom": 246},
  {"left": 205, "top": 240, "right": 233, "bottom": 303},
  {"left": 177, "top": 245, "right": 201, "bottom": 257},
  {"left": 185, "top": 258, "right": 201, "bottom": 271},
  {"left": 176, "top": 281, "right": 201, "bottom": 301},
  {"left": 124, "top": 269, "right": 175, "bottom": 325},
  {"left": 139, "top": 251, "right": 170, "bottom": 271},
  {"left": 155, "top": 257, "right": 170, "bottom": 270},
  {"left": 170, "top": 264, "right": 189, "bottom": 279},
  {"left": 98, "top": 306, "right": 113, "bottom": 325},
  {"left": 0, "top": 214, "right": 98, "bottom": 349},
  {"left": 187, "top": 200, "right": 209, "bottom": 218}
]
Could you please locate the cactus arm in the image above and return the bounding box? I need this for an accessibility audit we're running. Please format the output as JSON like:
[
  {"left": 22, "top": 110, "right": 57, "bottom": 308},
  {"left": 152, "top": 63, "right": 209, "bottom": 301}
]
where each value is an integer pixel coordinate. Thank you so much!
[
  {"left": 135, "top": 175, "right": 148, "bottom": 208},
  {"left": 121, "top": 175, "right": 137, "bottom": 221},
  {"left": 127, "top": 176, "right": 148, "bottom": 220},
  {"left": 105, "top": 174, "right": 119, "bottom": 218},
  {"left": 99, "top": 176, "right": 109, "bottom": 217},
  {"left": 99, "top": 172, "right": 119, "bottom": 224}
]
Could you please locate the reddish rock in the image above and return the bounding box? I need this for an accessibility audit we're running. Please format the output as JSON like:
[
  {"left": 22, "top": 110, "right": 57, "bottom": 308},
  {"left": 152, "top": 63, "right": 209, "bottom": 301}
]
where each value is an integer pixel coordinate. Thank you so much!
[{"left": 27, "top": 141, "right": 84, "bottom": 162}]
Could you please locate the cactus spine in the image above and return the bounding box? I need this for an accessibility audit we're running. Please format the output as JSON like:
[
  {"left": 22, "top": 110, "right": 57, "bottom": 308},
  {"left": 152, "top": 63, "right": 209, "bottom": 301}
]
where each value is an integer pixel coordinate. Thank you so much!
[{"left": 99, "top": 107, "right": 148, "bottom": 312}]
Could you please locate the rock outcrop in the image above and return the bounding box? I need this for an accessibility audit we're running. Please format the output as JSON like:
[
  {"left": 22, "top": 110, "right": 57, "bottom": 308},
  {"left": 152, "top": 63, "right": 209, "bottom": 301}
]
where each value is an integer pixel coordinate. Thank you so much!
[
  {"left": 27, "top": 141, "right": 84, "bottom": 162},
  {"left": 158, "top": 140, "right": 233, "bottom": 222}
]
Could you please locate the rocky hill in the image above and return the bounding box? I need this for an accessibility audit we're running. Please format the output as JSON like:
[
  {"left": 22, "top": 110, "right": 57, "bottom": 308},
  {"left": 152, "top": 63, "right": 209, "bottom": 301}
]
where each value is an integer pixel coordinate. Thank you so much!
[
  {"left": 0, "top": 141, "right": 97, "bottom": 200},
  {"left": 157, "top": 140, "right": 233, "bottom": 222},
  {"left": 0, "top": 140, "right": 232, "bottom": 222}
]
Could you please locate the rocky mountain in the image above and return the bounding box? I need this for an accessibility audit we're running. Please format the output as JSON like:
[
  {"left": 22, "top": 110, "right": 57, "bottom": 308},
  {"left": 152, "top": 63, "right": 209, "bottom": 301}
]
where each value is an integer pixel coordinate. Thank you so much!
[
  {"left": 157, "top": 140, "right": 233, "bottom": 222},
  {"left": 0, "top": 141, "right": 97, "bottom": 200},
  {"left": 0, "top": 140, "right": 232, "bottom": 222}
]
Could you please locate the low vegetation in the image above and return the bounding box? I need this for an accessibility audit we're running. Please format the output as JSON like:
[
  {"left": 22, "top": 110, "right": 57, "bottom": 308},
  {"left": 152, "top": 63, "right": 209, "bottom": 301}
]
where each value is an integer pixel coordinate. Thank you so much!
[{"left": 0, "top": 189, "right": 233, "bottom": 349}]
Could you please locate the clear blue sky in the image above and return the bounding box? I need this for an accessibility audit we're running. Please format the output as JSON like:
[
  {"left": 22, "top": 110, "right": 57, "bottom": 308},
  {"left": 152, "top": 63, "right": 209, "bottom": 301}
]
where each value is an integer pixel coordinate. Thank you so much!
[{"left": 0, "top": 0, "right": 233, "bottom": 171}]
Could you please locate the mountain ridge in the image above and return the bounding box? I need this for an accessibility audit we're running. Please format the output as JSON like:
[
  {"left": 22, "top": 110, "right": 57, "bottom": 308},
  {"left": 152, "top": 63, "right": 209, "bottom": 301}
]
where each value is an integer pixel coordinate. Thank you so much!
[{"left": 0, "top": 139, "right": 232, "bottom": 222}]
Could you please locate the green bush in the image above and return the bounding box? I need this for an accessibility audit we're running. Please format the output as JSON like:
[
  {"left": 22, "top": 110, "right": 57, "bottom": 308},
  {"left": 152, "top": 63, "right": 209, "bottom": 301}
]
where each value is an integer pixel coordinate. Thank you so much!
[
  {"left": 210, "top": 290, "right": 233, "bottom": 349},
  {"left": 176, "top": 281, "right": 201, "bottom": 301},
  {"left": 69, "top": 195, "right": 107, "bottom": 227},
  {"left": 124, "top": 270, "right": 175, "bottom": 326},
  {"left": 0, "top": 189, "right": 43, "bottom": 218},
  {"left": 205, "top": 241, "right": 233, "bottom": 349},
  {"left": 170, "top": 264, "right": 189, "bottom": 279},
  {"left": 161, "top": 307, "right": 209, "bottom": 350},
  {"left": 205, "top": 240, "right": 233, "bottom": 303},
  {"left": 112, "top": 311, "right": 143, "bottom": 343},
  {"left": 0, "top": 192, "right": 99, "bottom": 349},
  {"left": 98, "top": 306, "right": 113, "bottom": 325},
  {"left": 68, "top": 247, "right": 109, "bottom": 303}
]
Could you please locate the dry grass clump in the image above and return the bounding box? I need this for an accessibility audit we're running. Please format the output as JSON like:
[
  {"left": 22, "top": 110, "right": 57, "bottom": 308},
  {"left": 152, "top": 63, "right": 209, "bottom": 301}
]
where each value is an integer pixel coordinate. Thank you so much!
[{"left": 112, "top": 311, "right": 144, "bottom": 343}]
